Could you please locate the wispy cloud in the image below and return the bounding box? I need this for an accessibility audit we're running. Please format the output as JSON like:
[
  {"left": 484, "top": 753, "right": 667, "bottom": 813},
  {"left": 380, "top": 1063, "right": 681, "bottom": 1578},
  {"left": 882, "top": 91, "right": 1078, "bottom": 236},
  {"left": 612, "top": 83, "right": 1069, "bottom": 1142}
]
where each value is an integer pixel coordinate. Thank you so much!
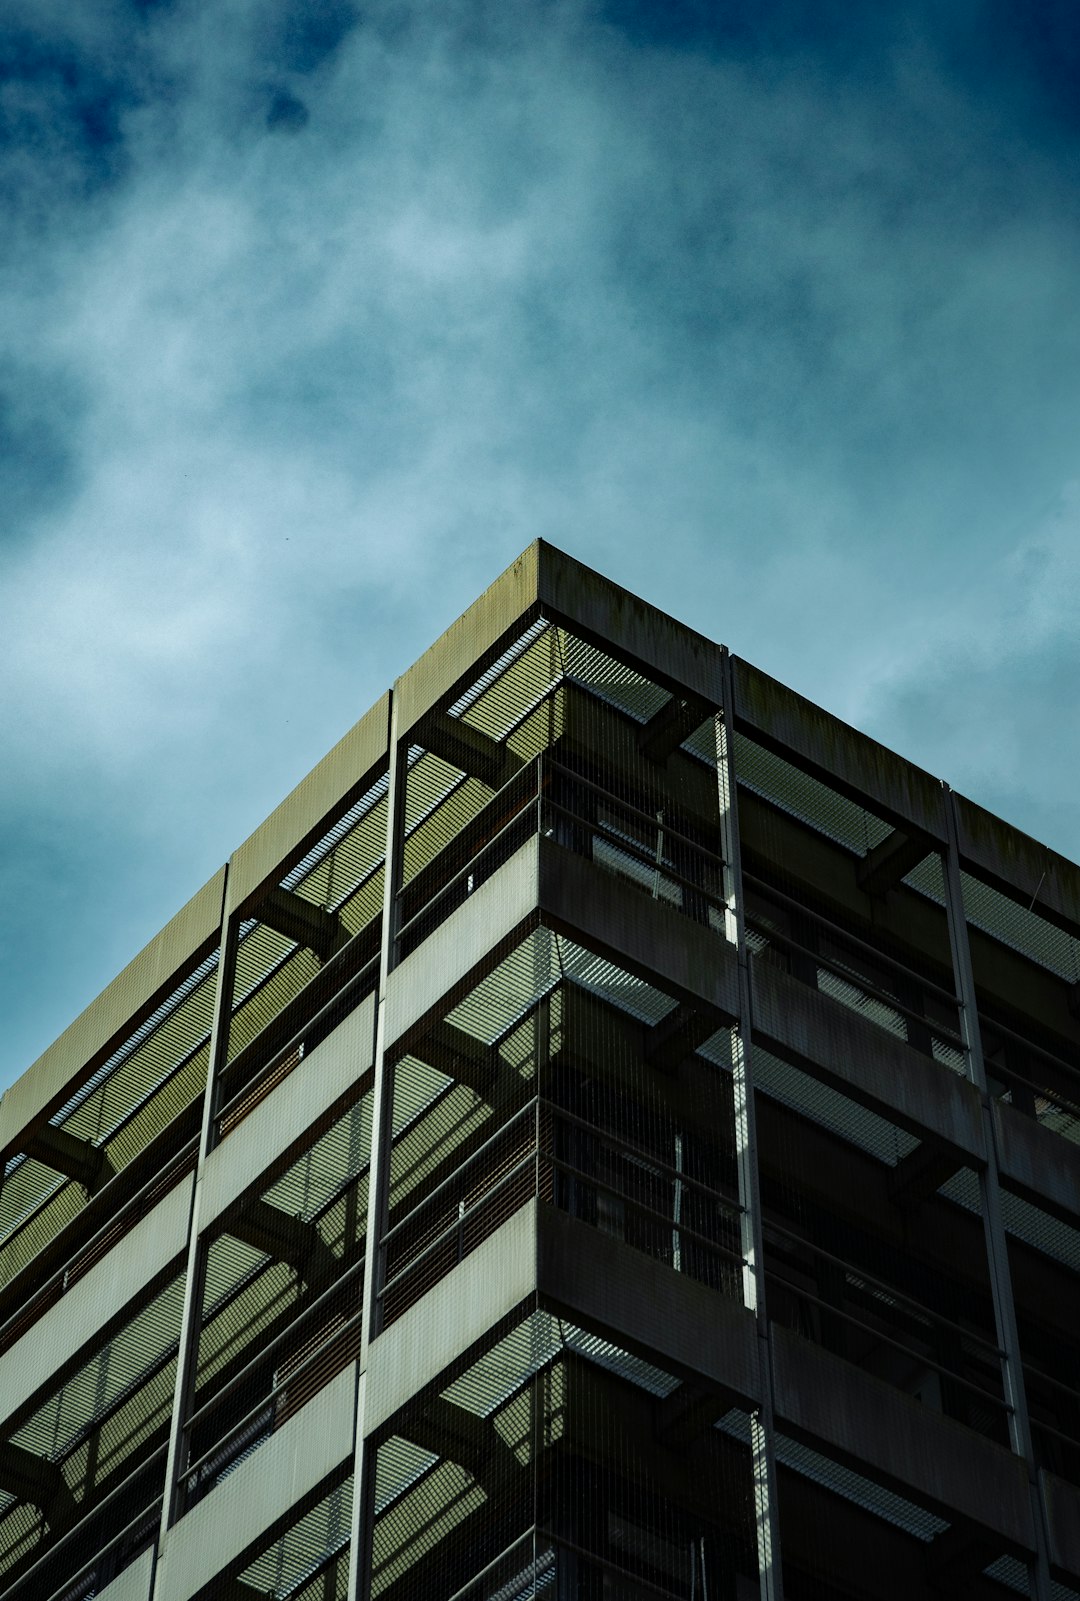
[{"left": 2, "top": 0, "right": 1079, "bottom": 1080}]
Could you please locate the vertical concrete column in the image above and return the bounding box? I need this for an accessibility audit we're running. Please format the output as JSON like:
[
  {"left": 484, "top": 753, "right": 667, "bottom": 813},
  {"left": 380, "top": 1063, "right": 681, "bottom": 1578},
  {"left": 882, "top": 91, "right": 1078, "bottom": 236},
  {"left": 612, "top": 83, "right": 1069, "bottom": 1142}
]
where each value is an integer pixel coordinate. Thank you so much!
[
  {"left": 348, "top": 688, "right": 405, "bottom": 1601},
  {"left": 717, "top": 651, "right": 785, "bottom": 1601},
  {"left": 942, "top": 785, "right": 1053, "bottom": 1601},
  {"left": 155, "top": 869, "right": 234, "bottom": 1568}
]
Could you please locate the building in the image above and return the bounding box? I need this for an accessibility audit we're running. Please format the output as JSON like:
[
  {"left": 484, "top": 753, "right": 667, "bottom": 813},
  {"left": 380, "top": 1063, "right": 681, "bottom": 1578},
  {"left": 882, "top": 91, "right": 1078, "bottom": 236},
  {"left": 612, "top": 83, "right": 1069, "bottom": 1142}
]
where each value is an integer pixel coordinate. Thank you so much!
[{"left": 1, "top": 541, "right": 1079, "bottom": 1601}]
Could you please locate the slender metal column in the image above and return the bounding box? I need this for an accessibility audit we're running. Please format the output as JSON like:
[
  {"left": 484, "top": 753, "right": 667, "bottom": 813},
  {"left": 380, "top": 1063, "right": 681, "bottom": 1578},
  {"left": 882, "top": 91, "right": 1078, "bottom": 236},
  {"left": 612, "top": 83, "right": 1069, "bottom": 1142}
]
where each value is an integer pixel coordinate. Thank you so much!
[
  {"left": 156, "top": 873, "right": 235, "bottom": 1560},
  {"left": 942, "top": 786, "right": 1053, "bottom": 1601},
  {"left": 348, "top": 690, "right": 406, "bottom": 1601},
  {"left": 716, "top": 651, "right": 784, "bottom": 1601}
]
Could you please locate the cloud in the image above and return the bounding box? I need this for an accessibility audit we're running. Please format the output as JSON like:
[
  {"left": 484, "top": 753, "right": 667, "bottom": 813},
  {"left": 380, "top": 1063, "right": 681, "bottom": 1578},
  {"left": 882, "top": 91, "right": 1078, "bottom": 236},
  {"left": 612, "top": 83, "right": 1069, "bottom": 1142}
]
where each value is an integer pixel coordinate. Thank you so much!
[{"left": 2, "top": 0, "right": 1080, "bottom": 1081}]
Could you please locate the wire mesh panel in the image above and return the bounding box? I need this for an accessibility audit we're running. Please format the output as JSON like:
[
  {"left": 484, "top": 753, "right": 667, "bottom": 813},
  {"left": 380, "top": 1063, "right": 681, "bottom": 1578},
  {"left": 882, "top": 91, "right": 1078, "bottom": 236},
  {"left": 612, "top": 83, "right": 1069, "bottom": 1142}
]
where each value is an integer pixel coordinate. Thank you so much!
[
  {"left": 180, "top": 1094, "right": 371, "bottom": 1515},
  {"left": 379, "top": 927, "right": 742, "bottom": 1329},
  {"left": 762, "top": 1420, "right": 1035, "bottom": 1600},
  {"left": 996, "top": 1183, "right": 1080, "bottom": 1488},
  {"left": 754, "top": 1046, "right": 1009, "bottom": 1443},
  {"left": 214, "top": 768, "right": 388, "bottom": 1139},
  {"left": 395, "top": 622, "right": 720, "bottom": 963},
  {"left": 0, "top": 943, "right": 219, "bottom": 1297},
  {"left": 367, "top": 1303, "right": 758, "bottom": 1601},
  {"left": 0, "top": 1269, "right": 184, "bottom": 1599},
  {"left": 205, "top": 1471, "right": 353, "bottom": 1601},
  {"left": 956, "top": 869, "right": 1080, "bottom": 1148}
]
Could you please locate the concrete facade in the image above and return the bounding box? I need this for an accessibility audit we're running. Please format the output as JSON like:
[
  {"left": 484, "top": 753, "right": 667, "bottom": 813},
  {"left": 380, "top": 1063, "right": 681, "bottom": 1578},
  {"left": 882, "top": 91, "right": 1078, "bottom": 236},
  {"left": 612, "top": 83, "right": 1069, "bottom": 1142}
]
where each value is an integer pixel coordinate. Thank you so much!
[{"left": 1, "top": 542, "right": 1078, "bottom": 1601}]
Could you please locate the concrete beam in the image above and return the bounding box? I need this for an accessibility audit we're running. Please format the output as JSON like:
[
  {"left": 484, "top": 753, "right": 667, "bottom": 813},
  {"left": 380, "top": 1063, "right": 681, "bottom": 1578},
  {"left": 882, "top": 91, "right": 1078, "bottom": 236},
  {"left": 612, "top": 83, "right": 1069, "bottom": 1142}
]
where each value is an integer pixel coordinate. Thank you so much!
[
  {"left": 646, "top": 1002, "right": 716, "bottom": 1074},
  {"left": 857, "top": 829, "right": 936, "bottom": 898},
  {"left": 416, "top": 710, "right": 522, "bottom": 792},
  {"left": 155, "top": 1364, "right": 358, "bottom": 1601},
  {"left": 538, "top": 839, "right": 740, "bottom": 1024},
  {"left": 770, "top": 1322, "right": 1034, "bottom": 1551},
  {"left": 993, "top": 1097, "right": 1080, "bottom": 1229},
  {"left": 638, "top": 694, "right": 713, "bottom": 765},
  {"left": 0, "top": 1439, "right": 77, "bottom": 1526},
  {"left": 954, "top": 794, "right": 1080, "bottom": 942},
  {"left": 0, "top": 1175, "right": 193, "bottom": 1432},
  {"left": 0, "top": 868, "right": 226, "bottom": 1165},
  {"left": 398, "top": 1394, "right": 523, "bottom": 1496},
  {"left": 732, "top": 657, "right": 947, "bottom": 843},
  {"left": 228, "top": 1201, "right": 338, "bottom": 1293},
  {"left": 255, "top": 887, "right": 351, "bottom": 964},
  {"left": 888, "top": 1138, "right": 965, "bottom": 1210},
  {"left": 23, "top": 1124, "right": 115, "bottom": 1194}
]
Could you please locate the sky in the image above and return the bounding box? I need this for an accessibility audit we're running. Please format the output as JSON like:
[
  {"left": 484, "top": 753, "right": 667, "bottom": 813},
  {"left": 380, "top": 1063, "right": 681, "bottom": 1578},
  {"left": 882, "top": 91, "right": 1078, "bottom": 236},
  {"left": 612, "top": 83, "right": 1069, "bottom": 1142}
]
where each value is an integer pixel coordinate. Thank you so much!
[{"left": 3, "top": 0, "right": 1080, "bottom": 1091}]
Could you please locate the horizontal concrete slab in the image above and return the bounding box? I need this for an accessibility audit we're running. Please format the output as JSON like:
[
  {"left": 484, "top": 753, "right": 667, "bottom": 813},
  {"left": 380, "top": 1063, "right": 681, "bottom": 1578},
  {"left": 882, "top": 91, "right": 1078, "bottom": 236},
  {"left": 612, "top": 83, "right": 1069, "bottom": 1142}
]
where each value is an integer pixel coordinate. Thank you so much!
[
  {"left": 200, "top": 994, "right": 376, "bottom": 1233},
  {"left": 1041, "top": 1467, "right": 1080, "bottom": 1584},
  {"left": 732, "top": 658, "right": 947, "bottom": 843},
  {"left": 994, "top": 1098, "right": 1080, "bottom": 1228},
  {"left": 538, "top": 541, "right": 724, "bottom": 708},
  {"left": 771, "top": 1323, "right": 1034, "bottom": 1552},
  {"left": 385, "top": 835, "right": 539, "bottom": 1051},
  {"left": 1, "top": 870, "right": 226, "bottom": 1162},
  {"left": 537, "top": 1205, "right": 760, "bottom": 1410},
  {"left": 227, "top": 694, "right": 390, "bottom": 918},
  {"left": 538, "top": 840, "right": 740, "bottom": 1021},
  {"left": 752, "top": 961, "right": 985, "bottom": 1160},
  {"left": 155, "top": 1362, "right": 358, "bottom": 1601},
  {"left": 0, "top": 1174, "right": 193, "bottom": 1430},
  {"left": 98, "top": 1545, "right": 154, "bottom": 1601},
  {"left": 955, "top": 794, "right": 1080, "bottom": 941},
  {"left": 363, "top": 1201, "right": 537, "bottom": 1436}
]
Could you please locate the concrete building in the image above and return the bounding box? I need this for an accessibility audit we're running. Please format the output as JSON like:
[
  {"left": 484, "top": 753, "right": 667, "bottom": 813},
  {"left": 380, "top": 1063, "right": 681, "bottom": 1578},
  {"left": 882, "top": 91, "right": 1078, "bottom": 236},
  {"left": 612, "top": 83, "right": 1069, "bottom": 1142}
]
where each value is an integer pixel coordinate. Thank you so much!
[{"left": 2, "top": 542, "right": 1079, "bottom": 1601}]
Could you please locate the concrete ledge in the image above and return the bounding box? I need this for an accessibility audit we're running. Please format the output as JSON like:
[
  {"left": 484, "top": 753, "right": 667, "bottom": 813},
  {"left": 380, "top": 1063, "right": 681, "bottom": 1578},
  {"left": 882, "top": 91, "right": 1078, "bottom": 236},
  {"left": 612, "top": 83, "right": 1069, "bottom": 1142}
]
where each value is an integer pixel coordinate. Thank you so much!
[
  {"left": 752, "top": 962, "right": 985, "bottom": 1160},
  {"left": 1041, "top": 1468, "right": 1080, "bottom": 1584},
  {"left": 201, "top": 994, "right": 376, "bottom": 1233},
  {"left": 537, "top": 542, "right": 724, "bottom": 707},
  {"left": 99, "top": 1545, "right": 154, "bottom": 1601},
  {"left": 396, "top": 546, "right": 540, "bottom": 736},
  {"left": 733, "top": 658, "right": 947, "bottom": 842},
  {"left": 385, "top": 835, "right": 539, "bottom": 1050},
  {"left": 955, "top": 794, "right": 1080, "bottom": 940},
  {"left": 363, "top": 1202, "right": 537, "bottom": 1435},
  {"left": 0, "top": 1174, "right": 193, "bottom": 1430},
  {"left": 539, "top": 841, "right": 740, "bottom": 1020},
  {"left": 1, "top": 870, "right": 226, "bottom": 1161},
  {"left": 994, "top": 1099, "right": 1080, "bottom": 1227},
  {"left": 771, "top": 1324, "right": 1034, "bottom": 1550},
  {"left": 227, "top": 695, "right": 390, "bottom": 917},
  {"left": 537, "top": 1205, "right": 760, "bottom": 1409},
  {"left": 155, "top": 1362, "right": 357, "bottom": 1601}
]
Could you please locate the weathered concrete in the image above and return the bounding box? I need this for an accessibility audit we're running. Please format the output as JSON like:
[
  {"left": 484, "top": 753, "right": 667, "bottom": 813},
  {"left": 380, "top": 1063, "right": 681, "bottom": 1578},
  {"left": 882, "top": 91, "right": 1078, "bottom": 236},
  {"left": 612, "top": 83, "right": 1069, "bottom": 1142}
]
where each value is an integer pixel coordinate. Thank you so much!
[
  {"left": 538, "top": 839, "right": 740, "bottom": 1022},
  {"left": 0, "top": 1174, "right": 193, "bottom": 1430},
  {"left": 155, "top": 1363, "right": 358, "bottom": 1601},
  {"left": 200, "top": 994, "right": 375, "bottom": 1233},
  {"left": 733, "top": 658, "right": 948, "bottom": 842},
  {"left": 994, "top": 1097, "right": 1080, "bottom": 1228},
  {"left": 955, "top": 794, "right": 1080, "bottom": 941},
  {"left": 227, "top": 695, "right": 390, "bottom": 918},
  {"left": 537, "top": 1205, "right": 760, "bottom": 1410},
  {"left": 0, "top": 870, "right": 226, "bottom": 1161},
  {"left": 363, "top": 1201, "right": 537, "bottom": 1434},
  {"left": 385, "top": 834, "right": 539, "bottom": 1051},
  {"left": 751, "top": 961, "right": 985, "bottom": 1161},
  {"left": 771, "top": 1323, "right": 1034, "bottom": 1551},
  {"left": 1041, "top": 1467, "right": 1080, "bottom": 1584}
]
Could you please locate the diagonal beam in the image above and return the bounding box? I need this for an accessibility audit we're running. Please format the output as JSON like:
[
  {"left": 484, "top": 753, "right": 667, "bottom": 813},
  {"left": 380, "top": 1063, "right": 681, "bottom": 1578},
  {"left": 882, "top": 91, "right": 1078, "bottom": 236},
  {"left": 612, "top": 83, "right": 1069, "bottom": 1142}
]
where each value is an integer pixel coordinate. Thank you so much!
[
  {"left": 646, "top": 1003, "right": 716, "bottom": 1074},
  {"left": 229, "top": 1201, "right": 339, "bottom": 1292},
  {"left": 0, "top": 1441, "right": 78, "bottom": 1528},
  {"left": 418, "top": 710, "right": 522, "bottom": 791},
  {"left": 856, "top": 828, "right": 935, "bottom": 898},
  {"left": 401, "top": 1395, "right": 523, "bottom": 1496},
  {"left": 24, "top": 1125, "right": 115, "bottom": 1195},
  {"left": 257, "top": 886, "right": 351, "bottom": 963},
  {"left": 638, "top": 694, "right": 713, "bottom": 765},
  {"left": 888, "top": 1137, "right": 965, "bottom": 1210},
  {"left": 417, "top": 1021, "right": 499, "bottom": 1104}
]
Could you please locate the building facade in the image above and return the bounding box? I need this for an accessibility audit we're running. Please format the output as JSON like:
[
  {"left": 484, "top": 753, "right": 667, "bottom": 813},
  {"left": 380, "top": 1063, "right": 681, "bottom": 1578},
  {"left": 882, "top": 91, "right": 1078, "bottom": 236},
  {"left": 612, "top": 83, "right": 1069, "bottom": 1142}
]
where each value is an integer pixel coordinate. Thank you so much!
[{"left": 1, "top": 542, "right": 1079, "bottom": 1601}]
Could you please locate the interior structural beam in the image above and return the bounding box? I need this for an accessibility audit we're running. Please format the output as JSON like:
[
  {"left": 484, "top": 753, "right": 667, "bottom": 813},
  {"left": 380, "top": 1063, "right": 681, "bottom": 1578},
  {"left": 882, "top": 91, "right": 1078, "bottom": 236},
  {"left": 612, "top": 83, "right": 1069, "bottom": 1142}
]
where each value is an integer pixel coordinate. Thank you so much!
[
  {"left": 415, "top": 709, "right": 522, "bottom": 791},
  {"left": 856, "top": 828, "right": 936, "bottom": 898},
  {"left": 256, "top": 886, "right": 351, "bottom": 964},
  {"left": 638, "top": 693, "right": 713, "bottom": 764},
  {"left": 23, "top": 1124, "right": 115, "bottom": 1194}
]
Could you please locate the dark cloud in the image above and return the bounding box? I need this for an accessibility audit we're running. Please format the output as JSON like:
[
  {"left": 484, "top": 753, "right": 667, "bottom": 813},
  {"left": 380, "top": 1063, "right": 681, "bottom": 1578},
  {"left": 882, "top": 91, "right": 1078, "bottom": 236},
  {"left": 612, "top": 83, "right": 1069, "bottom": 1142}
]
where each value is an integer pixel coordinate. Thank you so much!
[{"left": 266, "top": 86, "right": 310, "bottom": 131}]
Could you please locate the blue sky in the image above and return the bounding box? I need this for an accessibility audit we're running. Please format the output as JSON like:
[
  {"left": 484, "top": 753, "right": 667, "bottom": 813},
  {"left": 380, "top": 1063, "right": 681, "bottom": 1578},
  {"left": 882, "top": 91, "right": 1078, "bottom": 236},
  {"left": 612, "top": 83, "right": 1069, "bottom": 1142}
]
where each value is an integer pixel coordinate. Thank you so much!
[{"left": 3, "top": 0, "right": 1080, "bottom": 1091}]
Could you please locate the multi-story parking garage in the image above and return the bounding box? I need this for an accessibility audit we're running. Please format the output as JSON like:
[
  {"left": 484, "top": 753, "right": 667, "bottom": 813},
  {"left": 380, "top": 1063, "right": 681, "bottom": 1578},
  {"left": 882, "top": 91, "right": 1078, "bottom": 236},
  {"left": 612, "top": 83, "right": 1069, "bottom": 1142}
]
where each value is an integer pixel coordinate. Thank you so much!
[{"left": 1, "top": 542, "right": 1079, "bottom": 1601}]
